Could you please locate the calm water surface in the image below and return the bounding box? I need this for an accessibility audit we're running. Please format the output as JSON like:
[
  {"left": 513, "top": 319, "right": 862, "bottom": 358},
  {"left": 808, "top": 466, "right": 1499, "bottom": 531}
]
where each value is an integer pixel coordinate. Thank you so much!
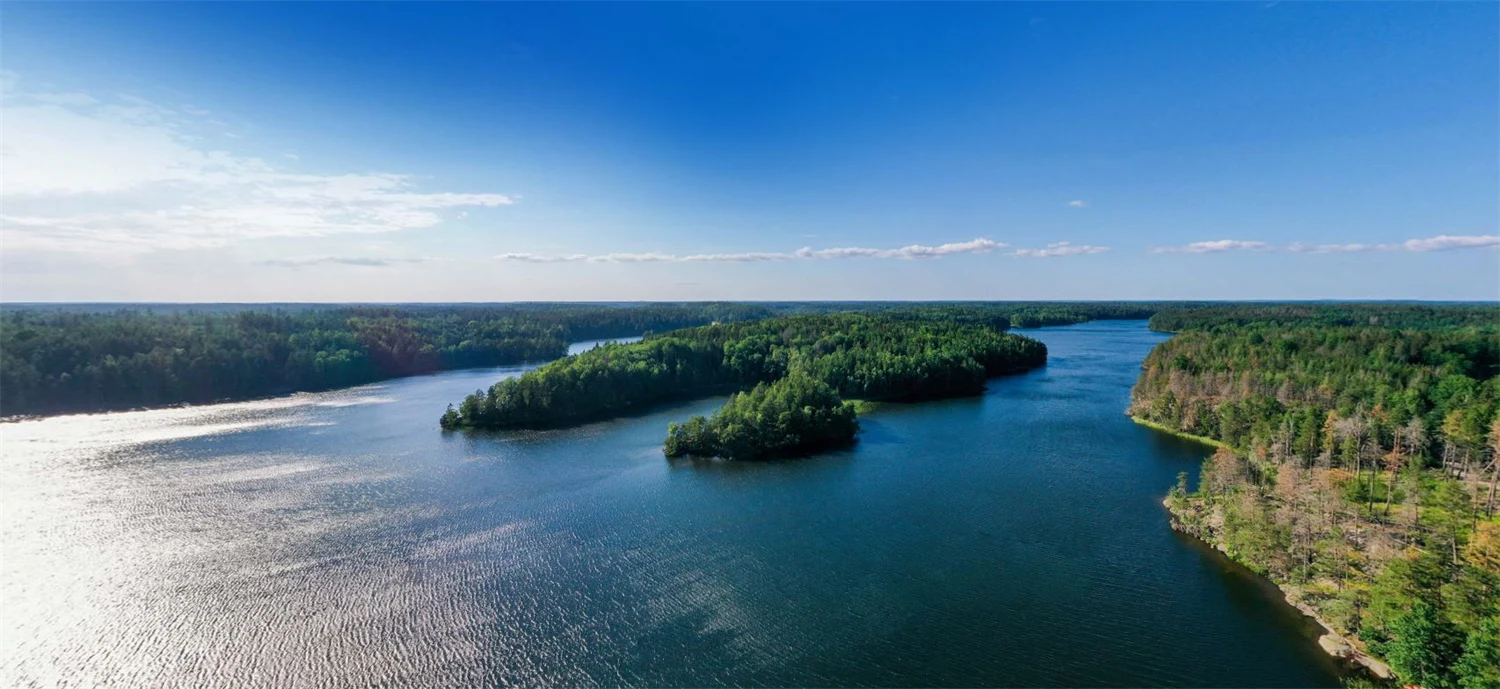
[{"left": 0, "top": 323, "right": 1344, "bottom": 687}]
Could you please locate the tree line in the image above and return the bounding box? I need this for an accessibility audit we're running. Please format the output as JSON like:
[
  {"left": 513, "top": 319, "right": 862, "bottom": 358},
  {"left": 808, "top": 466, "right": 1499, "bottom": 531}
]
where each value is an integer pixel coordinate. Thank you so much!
[
  {"left": 0, "top": 303, "right": 776, "bottom": 417},
  {"left": 4, "top": 300, "right": 1152, "bottom": 418},
  {"left": 13, "top": 300, "right": 1487, "bottom": 420},
  {"left": 439, "top": 313, "right": 1048, "bottom": 439},
  {"left": 1133, "top": 309, "right": 1499, "bottom": 688},
  {"left": 1148, "top": 303, "right": 1500, "bottom": 333}
]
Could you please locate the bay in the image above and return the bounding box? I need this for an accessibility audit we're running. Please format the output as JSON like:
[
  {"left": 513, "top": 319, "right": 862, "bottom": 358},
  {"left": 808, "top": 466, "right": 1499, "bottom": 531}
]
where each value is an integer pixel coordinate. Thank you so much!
[{"left": 0, "top": 323, "right": 1344, "bottom": 687}]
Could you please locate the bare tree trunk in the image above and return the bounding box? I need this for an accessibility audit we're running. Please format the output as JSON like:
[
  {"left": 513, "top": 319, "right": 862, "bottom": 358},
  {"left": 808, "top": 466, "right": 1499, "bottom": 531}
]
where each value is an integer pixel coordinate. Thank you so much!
[
  {"left": 1486, "top": 457, "right": 1499, "bottom": 517},
  {"left": 1385, "top": 466, "right": 1397, "bottom": 516},
  {"left": 1414, "top": 482, "right": 1423, "bottom": 525}
]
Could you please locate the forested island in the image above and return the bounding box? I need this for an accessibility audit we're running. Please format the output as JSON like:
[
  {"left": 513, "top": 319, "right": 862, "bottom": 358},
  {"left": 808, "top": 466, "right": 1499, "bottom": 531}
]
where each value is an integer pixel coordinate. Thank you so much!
[
  {"left": 663, "top": 374, "right": 861, "bottom": 460},
  {"left": 439, "top": 313, "right": 1047, "bottom": 458},
  {"left": 1131, "top": 304, "right": 1500, "bottom": 687}
]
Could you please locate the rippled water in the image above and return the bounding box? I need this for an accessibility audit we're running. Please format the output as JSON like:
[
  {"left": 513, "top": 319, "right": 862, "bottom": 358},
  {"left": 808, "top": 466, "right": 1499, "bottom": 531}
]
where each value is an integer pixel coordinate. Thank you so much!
[{"left": 0, "top": 323, "right": 1343, "bottom": 687}]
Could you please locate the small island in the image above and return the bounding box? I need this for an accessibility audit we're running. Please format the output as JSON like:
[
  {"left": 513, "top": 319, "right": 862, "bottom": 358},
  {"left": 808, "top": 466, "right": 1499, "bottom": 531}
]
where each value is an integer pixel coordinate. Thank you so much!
[{"left": 663, "top": 373, "right": 860, "bottom": 460}]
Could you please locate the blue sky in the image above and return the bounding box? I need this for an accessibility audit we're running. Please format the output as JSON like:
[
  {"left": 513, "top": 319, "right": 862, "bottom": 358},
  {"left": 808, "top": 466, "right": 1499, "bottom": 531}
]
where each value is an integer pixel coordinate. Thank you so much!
[{"left": 1, "top": 2, "right": 1496, "bottom": 301}]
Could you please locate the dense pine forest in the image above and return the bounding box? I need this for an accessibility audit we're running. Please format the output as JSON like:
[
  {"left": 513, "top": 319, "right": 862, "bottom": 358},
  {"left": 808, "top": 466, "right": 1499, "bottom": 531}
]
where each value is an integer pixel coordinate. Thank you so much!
[
  {"left": 1132, "top": 304, "right": 1500, "bottom": 687},
  {"left": 0, "top": 303, "right": 776, "bottom": 417},
  {"left": 438, "top": 314, "right": 1048, "bottom": 443}
]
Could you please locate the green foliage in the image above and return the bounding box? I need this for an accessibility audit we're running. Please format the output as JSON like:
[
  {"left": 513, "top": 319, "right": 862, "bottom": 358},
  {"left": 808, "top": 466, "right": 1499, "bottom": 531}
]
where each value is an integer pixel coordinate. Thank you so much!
[
  {"left": 1170, "top": 471, "right": 1190, "bottom": 501},
  {"left": 0, "top": 303, "right": 776, "bottom": 417},
  {"left": 1455, "top": 617, "right": 1500, "bottom": 689},
  {"left": 442, "top": 336, "right": 730, "bottom": 429},
  {"left": 1381, "top": 601, "right": 1465, "bottom": 689},
  {"left": 1340, "top": 676, "right": 1389, "bottom": 689},
  {"left": 1140, "top": 304, "right": 1500, "bottom": 687},
  {"left": 778, "top": 301, "right": 1195, "bottom": 330},
  {"left": 441, "top": 313, "right": 1048, "bottom": 431},
  {"left": 1344, "top": 678, "right": 1398, "bottom": 689},
  {"left": 1132, "top": 325, "right": 1499, "bottom": 463},
  {"left": 663, "top": 374, "right": 859, "bottom": 460},
  {"left": 1149, "top": 304, "right": 1500, "bottom": 332},
  {"left": 8, "top": 300, "right": 1176, "bottom": 419}
]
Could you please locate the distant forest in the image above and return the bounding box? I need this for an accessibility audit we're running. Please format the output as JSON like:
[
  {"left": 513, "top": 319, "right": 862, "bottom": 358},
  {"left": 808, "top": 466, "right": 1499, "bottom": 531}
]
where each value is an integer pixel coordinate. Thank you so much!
[
  {"left": 4, "top": 301, "right": 1493, "bottom": 419},
  {"left": 0, "top": 301, "right": 1179, "bottom": 418},
  {"left": 1133, "top": 303, "right": 1500, "bottom": 687},
  {"left": 0, "top": 303, "right": 774, "bottom": 417}
]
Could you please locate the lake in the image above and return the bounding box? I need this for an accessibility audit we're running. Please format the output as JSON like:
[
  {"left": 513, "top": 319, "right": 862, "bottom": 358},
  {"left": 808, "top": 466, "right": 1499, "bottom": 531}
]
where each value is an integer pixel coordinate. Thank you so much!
[{"left": 0, "top": 321, "right": 1344, "bottom": 687}]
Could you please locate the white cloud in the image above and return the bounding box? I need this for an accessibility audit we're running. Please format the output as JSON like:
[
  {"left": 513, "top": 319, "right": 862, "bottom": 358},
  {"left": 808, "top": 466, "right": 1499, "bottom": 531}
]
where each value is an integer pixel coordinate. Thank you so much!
[
  {"left": 1068, "top": 200, "right": 1087, "bottom": 208},
  {"left": 1012, "top": 241, "right": 1110, "bottom": 258},
  {"left": 0, "top": 76, "right": 512, "bottom": 254},
  {"left": 1151, "top": 239, "right": 1274, "bottom": 254},
  {"left": 1400, "top": 234, "right": 1500, "bottom": 252},
  {"left": 492, "top": 238, "right": 1091, "bottom": 264},
  {"left": 679, "top": 252, "right": 791, "bottom": 263},
  {"left": 808, "top": 237, "right": 1009, "bottom": 260},
  {"left": 591, "top": 252, "right": 679, "bottom": 263},
  {"left": 493, "top": 253, "right": 590, "bottom": 263},
  {"left": 1157, "top": 235, "right": 1500, "bottom": 255}
]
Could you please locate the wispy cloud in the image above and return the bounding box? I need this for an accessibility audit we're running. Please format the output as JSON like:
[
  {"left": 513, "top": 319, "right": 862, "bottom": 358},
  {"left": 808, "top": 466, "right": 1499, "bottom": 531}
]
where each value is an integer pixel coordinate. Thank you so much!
[
  {"left": 1068, "top": 200, "right": 1087, "bottom": 208},
  {"left": 496, "top": 238, "right": 1109, "bottom": 264},
  {"left": 1151, "top": 239, "right": 1274, "bottom": 254},
  {"left": 1399, "top": 234, "right": 1500, "bottom": 252},
  {"left": 494, "top": 253, "right": 591, "bottom": 264},
  {"left": 0, "top": 74, "right": 512, "bottom": 254},
  {"left": 804, "top": 237, "right": 1009, "bottom": 260},
  {"left": 1013, "top": 242, "right": 1110, "bottom": 258},
  {"left": 1154, "top": 235, "right": 1500, "bottom": 255}
]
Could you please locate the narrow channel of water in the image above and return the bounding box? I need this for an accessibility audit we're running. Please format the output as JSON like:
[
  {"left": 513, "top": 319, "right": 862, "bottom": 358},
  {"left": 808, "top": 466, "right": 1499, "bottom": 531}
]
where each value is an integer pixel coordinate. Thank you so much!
[{"left": 0, "top": 323, "right": 1343, "bottom": 687}]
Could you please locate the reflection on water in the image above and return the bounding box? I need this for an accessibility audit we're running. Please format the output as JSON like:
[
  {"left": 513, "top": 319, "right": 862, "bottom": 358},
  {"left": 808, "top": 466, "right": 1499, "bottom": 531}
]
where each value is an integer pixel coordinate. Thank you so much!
[{"left": 0, "top": 325, "right": 1343, "bottom": 687}]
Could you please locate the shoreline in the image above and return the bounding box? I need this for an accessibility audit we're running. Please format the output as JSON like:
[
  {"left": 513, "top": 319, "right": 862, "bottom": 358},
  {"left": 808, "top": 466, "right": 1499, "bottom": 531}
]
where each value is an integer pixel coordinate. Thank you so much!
[
  {"left": 1160, "top": 501, "right": 1393, "bottom": 680},
  {"left": 2, "top": 337, "right": 643, "bottom": 423},
  {"left": 1129, "top": 415, "right": 1230, "bottom": 449},
  {"left": 1142, "top": 417, "right": 1392, "bottom": 681}
]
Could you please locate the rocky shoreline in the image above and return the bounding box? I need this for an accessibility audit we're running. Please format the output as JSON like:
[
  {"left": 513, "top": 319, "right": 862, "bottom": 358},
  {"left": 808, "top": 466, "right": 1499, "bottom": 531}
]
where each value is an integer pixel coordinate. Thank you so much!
[{"left": 1163, "top": 496, "right": 1393, "bottom": 681}]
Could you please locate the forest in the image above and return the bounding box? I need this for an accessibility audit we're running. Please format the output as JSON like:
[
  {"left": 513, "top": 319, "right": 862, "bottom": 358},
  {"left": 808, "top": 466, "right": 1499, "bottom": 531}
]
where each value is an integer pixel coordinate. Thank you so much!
[
  {"left": 663, "top": 373, "right": 861, "bottom": 460},
  {"left": 6, "top": 300, "right": 1487, "bottom": 427},
  {"left": 0, "top": 303, "right": 775, "bottom": 417},
  {"left": 439, "top": 313, "right": 1048, "bottom": 440},
  {"left": 1132, "top": 306, "right": 1499, "bottom": 687},
  {"left": 0, "top": 301, "right": 1199, "bottom": 418},
  {"left": 1148, "top": 303, "right": 1500, "bottom": 332}
]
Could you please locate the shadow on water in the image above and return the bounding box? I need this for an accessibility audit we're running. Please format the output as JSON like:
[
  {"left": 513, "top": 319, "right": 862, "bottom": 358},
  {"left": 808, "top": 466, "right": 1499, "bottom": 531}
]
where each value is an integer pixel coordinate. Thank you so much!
[{"left": 1168, "top": 529, "right": 1353, "bottom": 679}]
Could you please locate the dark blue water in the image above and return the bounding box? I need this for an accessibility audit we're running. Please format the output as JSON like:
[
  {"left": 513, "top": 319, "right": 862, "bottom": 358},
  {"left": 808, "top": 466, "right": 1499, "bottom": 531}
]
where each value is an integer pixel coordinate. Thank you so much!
[{"left": 0, "top": 322, "right": 1343, "bottom": 687}]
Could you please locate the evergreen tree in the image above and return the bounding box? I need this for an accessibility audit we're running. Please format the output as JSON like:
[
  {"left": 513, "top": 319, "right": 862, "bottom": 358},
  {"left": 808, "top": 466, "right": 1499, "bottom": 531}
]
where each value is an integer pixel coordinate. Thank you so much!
[
  {"left": 1455, "top": 617, "right": 1500, "bottom": 689},
  {"left": 1384, "top": 602, "right": 1465, "bottom": 689}
]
